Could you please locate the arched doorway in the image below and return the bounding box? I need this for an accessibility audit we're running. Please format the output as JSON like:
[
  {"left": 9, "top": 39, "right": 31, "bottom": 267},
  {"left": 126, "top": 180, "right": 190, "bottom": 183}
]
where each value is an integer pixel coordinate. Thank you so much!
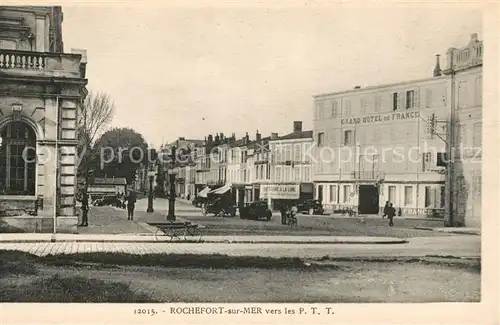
[{"left": 0, "top": 121, "right": 37, "bottom": 195}]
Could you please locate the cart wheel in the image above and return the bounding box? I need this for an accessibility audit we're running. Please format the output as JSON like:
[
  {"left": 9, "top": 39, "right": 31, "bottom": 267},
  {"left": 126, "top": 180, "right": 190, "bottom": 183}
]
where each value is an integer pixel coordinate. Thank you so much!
[{"left": 154, "top": 228, "right": 164, "bottom": 241}]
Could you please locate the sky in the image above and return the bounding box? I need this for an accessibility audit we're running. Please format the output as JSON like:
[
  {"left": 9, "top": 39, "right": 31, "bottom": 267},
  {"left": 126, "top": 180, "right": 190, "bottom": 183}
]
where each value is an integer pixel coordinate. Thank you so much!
[{"left": 60, "top": 3, "right": 483, "bottom": 148}]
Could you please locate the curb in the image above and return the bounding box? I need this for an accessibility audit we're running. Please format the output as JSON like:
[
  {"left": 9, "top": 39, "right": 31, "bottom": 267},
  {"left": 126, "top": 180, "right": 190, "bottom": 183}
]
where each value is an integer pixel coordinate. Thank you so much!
[
  {"left": 0, "top": 238, "right": 409, "bottom": 244},
  {"left": 413, "top": 227, "right": 480, "bottom": 235}
]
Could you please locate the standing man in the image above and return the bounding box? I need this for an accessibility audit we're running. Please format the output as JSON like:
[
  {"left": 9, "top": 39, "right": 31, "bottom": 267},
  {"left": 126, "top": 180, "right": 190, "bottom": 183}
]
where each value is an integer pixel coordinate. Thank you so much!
[
  {"left": 126, "top": 190, "right": 137, "bottom": 220},
  {"left": 382, "top": 201, "right": 390, "bottom": 218},
  {"left": 79, "top": 191, "right": 89, "bottom": 227},
  {"left": 387, "top": 203, "right": 396, "bottom": 227}
]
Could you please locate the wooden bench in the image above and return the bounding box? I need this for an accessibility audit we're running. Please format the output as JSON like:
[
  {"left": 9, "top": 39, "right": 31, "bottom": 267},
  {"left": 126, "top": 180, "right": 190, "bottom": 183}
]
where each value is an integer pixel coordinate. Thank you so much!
[{"left": 153, "top": 222, "right": 203, "bottom": 242}]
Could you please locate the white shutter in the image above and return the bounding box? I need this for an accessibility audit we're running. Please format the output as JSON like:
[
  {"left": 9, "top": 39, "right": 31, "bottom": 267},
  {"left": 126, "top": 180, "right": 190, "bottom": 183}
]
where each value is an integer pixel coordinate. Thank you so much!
[{"left": 415, "top": 89, "right": 420, "bottom": 108}]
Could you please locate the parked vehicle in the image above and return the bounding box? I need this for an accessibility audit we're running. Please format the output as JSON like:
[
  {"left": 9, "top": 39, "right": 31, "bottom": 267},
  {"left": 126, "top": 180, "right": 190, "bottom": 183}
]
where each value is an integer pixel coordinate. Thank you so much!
[
  {"left": 192, "top": 196, "right": 206, "bottom": 208},
  {"left": 93, "top": 195, "right": 125, "bottom": 208},
  {"left": 239, "top": 201, "right": 273, "bottom": 221},
  {"left": 296, "top": 199, "right": 324, "bottom": 215},
  {"left": 202, "top": 197, "right": 236, "bottom": 217}
]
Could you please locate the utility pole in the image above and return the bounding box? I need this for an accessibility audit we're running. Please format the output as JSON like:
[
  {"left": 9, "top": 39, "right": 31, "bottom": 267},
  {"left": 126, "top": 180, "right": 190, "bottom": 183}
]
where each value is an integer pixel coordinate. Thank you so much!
[{"left": 167, "top": 146, "right": 177, "bottom": 221}]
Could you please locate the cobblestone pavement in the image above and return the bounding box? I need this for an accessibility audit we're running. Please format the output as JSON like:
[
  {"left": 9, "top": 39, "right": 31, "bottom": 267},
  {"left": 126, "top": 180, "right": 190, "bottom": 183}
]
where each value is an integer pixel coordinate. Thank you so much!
[{"left": 0, "top": 235, "right": 480, "bottom": 258}]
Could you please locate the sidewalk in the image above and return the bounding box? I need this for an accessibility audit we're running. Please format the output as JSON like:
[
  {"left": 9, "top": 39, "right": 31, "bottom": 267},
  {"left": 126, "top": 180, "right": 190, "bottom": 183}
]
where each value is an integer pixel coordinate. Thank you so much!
[
  {"left": 0, "top": 235, "right": 480, "bottom": 259},
  {"left": 0, "top": 233, "right": 408, "bottom": 244},
  {"left": 414, "top": 227, "right": 480, "bottom": 235}
]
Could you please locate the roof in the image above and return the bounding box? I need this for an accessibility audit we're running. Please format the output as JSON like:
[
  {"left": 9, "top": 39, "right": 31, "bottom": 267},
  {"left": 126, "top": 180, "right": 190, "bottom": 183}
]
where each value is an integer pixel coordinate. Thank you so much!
[
  {"left": 93, "top": 178, "right": 127, "bottom": 185},
  {"left": 229, "top": 138, "right": 247, "bottom": 148},
  {"left": 247, "top": 136, "right": 270, "bottom": 150},
  {"left": 274, "top": 130, "right": 313, "bottom": 141}
]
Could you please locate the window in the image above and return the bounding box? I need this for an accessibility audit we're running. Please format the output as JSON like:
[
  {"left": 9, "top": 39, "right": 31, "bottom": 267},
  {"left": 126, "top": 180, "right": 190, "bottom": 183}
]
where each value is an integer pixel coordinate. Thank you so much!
[
  {"left": 437, "top": 152, "right": 447, "bottom": 167},
  {"left": 424, "top": 186, "right": 432, "bottom": 207},
  {"left": 425, "top": 88, "right": 433, "bottom": 108},
  {"left": 458, "top": 123, "right": 467, "bottom": 145},
  {"left": 343, "top": 185, "right": 350, "bottom": 203},
  {"left": 302, "top": 166, "right": 310, "bottom": 182},
  {"left": 329, "top": 185, "right": 337, "bottom": 203},
  {"left": 475, "top": 77, "right": 482, "bottom": 106},
  {"left": 360, "top": 97, "right": 367, "bottom": 114},
  {"left": 406, "top": 90, "right": 415, "bottom": 109},
  {"left": 343, "top": 99, "right": 351, "bottom": 116},
  {"left": 275, "top": 167, "right": 281, "bottom": 182},
  {"left": 266, "top": 164, "right": 270, "bottom": 179},
  {"left": 374, "top": 95, "right": 381, "bottom": 112},
  {"left": 458, "top": 81, "right": 467, "bottom": 109},
  {"left": 294, "top": 167, "right": 300, "bottom": 181},
  {"left": 294, "top": 144, "right": 301, "bottom": 161},
  {"left": 473, "top": 122, "right": 482, "bottom": 147},
  {"left": 392, "top": 93, "right": 399, "bottom": 111},
  {"left": 422, "top": 152, "right": 433, "bottom": 171},
  {"left": 344, "top": 130, "right": 353, "bottom": 146},
  {"left": 317, "top": 132, "right": 325, "bottom": 146},
  {"left": 0, "top": 122, "right": 37, "bottom": 195},
  {"left": 388, "top": 186, "right": 396, "bottom": 204},
  {"left": 331, "top": 101, "right": 339, "bottom": 118},
  {"left": 404, "top": 186, "right": 413, "bottom": 206},
  {"left": 317, "top": 185, "right": 323, "bottom": 202},
  {"left": 440, "top": 186, "right": 446, "bottom": 208}
]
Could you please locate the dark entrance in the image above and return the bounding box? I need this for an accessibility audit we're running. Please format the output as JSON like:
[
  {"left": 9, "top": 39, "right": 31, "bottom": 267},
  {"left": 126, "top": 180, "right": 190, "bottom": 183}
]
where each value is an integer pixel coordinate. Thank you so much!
[
  {"left": 358, "top": 184, "right": 379, "bottom": 214},
  {"left": 238, "top": 188, "right": 245, "bottom": 210}
]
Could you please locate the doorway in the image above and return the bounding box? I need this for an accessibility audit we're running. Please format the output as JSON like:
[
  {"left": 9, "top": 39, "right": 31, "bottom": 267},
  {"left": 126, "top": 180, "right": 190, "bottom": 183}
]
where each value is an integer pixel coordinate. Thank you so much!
[{"left": 358, "top": 184, "right": 379, "bottom": 214}]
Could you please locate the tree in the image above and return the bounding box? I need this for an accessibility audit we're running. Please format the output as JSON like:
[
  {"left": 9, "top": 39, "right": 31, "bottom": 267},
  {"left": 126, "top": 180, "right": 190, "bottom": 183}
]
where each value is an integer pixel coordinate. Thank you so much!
[
  {"left": 92, "top": 127, "right": 149, "bottom": 184},
  {"left": 77, "top": 91, "right": 115, "bottom": 178}
]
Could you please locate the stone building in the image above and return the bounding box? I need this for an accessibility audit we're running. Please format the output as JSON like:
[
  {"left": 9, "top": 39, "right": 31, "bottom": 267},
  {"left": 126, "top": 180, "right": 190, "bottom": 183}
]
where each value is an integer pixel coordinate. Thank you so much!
[
  {"left": 0, "top": 6, "right": 88, "bottom": 232},
  {"left": 312, "top": 33, "right": 482, "bottom": 227}
]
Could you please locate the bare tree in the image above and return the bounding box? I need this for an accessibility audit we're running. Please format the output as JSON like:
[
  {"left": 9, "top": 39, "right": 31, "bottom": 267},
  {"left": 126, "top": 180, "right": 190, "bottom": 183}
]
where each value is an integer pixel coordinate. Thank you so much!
[{"left": 77, "top": 91, "right": 115, "bottom": 176}]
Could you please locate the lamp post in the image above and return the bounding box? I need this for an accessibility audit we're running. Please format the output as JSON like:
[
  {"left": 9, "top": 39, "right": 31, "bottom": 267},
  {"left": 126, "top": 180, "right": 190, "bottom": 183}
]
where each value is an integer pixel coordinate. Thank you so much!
[
  {"left": 147, "top": 174, "right": 154, "bottom": 213},
  {"left": 167, "top": 146, "right": 177, "bottom": 221}
]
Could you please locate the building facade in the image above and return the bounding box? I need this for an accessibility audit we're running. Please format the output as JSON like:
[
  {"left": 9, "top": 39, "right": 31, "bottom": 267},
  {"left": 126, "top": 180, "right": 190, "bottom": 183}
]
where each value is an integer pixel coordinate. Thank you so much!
[
  {"left": 312, "top": 34, "right": 482, "bottom": 227},
  {"left": 266, "top": 121, "right": 313, "bottom": 209},
  {"left": 0, "top": 6, "right": 88, "bottom": 233}
]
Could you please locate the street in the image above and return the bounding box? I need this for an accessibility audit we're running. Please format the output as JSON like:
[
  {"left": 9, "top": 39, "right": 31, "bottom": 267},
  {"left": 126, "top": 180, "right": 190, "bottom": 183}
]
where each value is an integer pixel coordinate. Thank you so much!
[{"left": 95, "top": 197, "right": 463, "bottom": 238}]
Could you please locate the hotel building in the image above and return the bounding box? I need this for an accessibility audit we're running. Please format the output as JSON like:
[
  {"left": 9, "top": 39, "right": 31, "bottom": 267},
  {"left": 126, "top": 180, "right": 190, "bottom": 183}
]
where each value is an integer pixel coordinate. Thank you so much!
[{"left": 312, "top": 34, "right": 482, "bottom": 227}]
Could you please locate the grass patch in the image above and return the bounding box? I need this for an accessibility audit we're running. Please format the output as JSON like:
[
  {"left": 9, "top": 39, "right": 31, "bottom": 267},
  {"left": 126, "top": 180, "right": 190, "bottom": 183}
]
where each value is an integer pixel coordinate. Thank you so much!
[
  {"left": 0, "top": 274, "right": 155, "bottom": 302},
  {"left": 0, "top": 250, "right": 38, "bottom": 276},
  {"left": 41, "top": 252, "right": 310, "bottom": 269}
]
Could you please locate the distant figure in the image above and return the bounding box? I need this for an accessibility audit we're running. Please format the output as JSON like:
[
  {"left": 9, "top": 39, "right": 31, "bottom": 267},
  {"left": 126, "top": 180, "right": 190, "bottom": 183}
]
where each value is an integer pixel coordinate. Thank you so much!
[
  {"left": 290, "top": 203, "right": 298, "bottom": 219},
  {"left": 79, "top": 192, "right": 89, "bottom": 227},
  {"left": 280, "top": 204, "right": 287, "bottom": 225},
  {"left": 387, "top": 203, "right": 396, "bottom": 227},
  {"left": 382, "top": 201, "right": 390, "bottom": 218},
  {"left": 126, "top": 191, "right": 137, "bottom": 220},
  {"left": 187, "top": 193, "right": 191, "bottom": 201}
]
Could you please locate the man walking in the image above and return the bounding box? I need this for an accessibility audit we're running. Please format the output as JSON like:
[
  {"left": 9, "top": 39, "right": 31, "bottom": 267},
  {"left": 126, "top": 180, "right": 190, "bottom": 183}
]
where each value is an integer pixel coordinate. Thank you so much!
[
  {"left": 126, "top": 190, "right": 137, "bottom": 220},
  {"left": 387, "top": 203, "right": 396, "bottom": 227},
  {"left": 79, "top": 191, "right": 89, "bottom": 227},
  {"left": 382, "top": 201, "right": 390, "bottom": 218}
]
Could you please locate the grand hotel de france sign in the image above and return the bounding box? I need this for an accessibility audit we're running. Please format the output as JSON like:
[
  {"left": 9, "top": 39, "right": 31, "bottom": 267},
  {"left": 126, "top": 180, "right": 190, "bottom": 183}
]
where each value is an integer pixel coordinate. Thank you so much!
[{"left": 341, "top": 111, "right": 420, "bottom": 125}]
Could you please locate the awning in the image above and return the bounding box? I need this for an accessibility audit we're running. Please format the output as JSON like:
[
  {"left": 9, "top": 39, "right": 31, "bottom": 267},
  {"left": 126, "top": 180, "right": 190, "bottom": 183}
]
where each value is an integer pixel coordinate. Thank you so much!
[
  {"left": 209, "top": 184, "right": 231, "bottom": 195},
  {"left": 197, "top": 187, "right": 210, "bottom": 198}
]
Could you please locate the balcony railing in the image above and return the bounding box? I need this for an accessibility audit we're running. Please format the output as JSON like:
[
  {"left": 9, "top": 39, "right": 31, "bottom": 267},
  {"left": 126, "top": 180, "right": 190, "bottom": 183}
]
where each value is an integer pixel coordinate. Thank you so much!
[
  {"left": 0, "top": 49, "right": 85, "bottom": 78},
  {"left": 0, "top": 51, "right": 46, "bottom": 70},
  {"left": 351, "top": 171, "right": 386, "bottom": 180}
]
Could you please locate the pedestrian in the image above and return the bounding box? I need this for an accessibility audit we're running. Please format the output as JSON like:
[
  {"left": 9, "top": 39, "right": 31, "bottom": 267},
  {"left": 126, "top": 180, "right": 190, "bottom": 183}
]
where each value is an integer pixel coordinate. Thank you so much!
[
  {"left": 126, "top": 191, "right": 137, "bottom": 220},
  {"left": 79, "top": 191, "right": 89, "bottom": 227},
  {"left": 382, "top": 201, "right": 390, "bottom": 218},
  {"left": 387, "top": 203, "right": 396, "bottom": 227},
  {"left": 280, "top": 204, "right": 287, "bottom": 225}
]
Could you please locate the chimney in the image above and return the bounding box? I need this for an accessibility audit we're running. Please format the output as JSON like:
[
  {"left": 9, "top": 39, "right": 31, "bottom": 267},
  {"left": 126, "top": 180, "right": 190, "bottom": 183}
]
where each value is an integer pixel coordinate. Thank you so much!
[
  {"left": 293, "top": 121, "right": 302, "bottom": 133},
  {"left": 179, "top": 137, "right": 185, "bottom": 140},
  {"left": 271, "top": 132, "right": 278, "bottom": 140},
  {"left": 220, "top": 132, "right": 224, "bottom": 140},
  {"left": 433, "top": 54, "right": 442, "bottom": 77},
  {"left": 256, "top": 130, "right": 261, "bottom": 142},
  {"left": 354, "top": 86, "right": 361, "bottom": 89},
  {"left": 244, "top": 132, "right": 249, "bottom": 145},
  {"left": 470, "top": 33, "right": 478, "bottom": 43},
  {"left": 215, "top": 133, "right": 220, "bottom": 143}
]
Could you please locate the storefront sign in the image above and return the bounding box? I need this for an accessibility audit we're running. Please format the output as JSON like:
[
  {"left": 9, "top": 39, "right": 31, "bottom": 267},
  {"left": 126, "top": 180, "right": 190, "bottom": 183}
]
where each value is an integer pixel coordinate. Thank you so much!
[
  {"left": 341, "top": 111, "right": 419, "bottom": 125},
  {"left": 260, "top": 184, "right": 300, "bottom": 199}
]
